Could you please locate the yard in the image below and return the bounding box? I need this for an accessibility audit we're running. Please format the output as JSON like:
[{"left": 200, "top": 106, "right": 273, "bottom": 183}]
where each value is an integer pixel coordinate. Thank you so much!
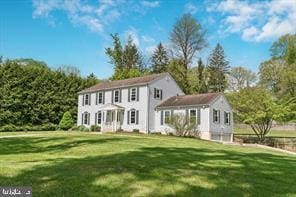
[
  {"left": 234, "top": 128, "right": 296, "bottom": 137},
  {"left": 0, "top": 132, "right": 295, "bottom": 196}
]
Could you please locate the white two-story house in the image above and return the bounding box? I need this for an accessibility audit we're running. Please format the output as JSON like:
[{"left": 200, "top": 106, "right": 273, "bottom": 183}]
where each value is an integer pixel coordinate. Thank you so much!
[{"left": 77, "top": 73, "right": 233, "bottom": 142}]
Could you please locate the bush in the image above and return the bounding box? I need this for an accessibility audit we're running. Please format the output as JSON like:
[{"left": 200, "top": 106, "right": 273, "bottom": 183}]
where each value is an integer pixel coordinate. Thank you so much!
[
  {"left": 0, "top": 125, "right": 16, "bottom": 132},
  {"left": 59, "top": 111, "right": 74, "bottom": 130},
  {"left": 90, "top": 125, "right": 101, "bottom": 132},
  {"left": 133, "top": 129, "right": 140, "bottom": 133},
  {"left": 70, "top": 125, "right": 79, "bottom": 131}
]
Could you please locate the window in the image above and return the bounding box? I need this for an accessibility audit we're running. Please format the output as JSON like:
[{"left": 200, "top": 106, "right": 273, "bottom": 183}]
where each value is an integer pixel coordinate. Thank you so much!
[
  {"left": 97, "top": 111, "right": 102, "bottom": 124},
  {"left": 189, "top": 109, "right": 197, "bottom": 125},
  {"left": 114, "top": 90, "right": 119, "bottom": 102},
  {"left": 98, "top": 92, "right": 103, "bottom": 104},
  {"left": 83, "top": 112, "right": 89, "bottom": 125},
  {"left": 130, "top": 88, "right": 137, "bottom": 101},
  {"left": 84, "top": 94, "right": 90, "bottom": 105},
  {"left": 164, "top": 110, "right": 171, "bottom": 124},
  {"left": 213, "top": 109, "right": 220, "bottom": 123},
  {"left": 224, "top": 112, "right": 230, "bottom": 125},
  {"left": 154, "top": 88, "right": 162, "bottom": 100},
  {"left": 130, "top": 110, "right": 136, "bottom": 124}
]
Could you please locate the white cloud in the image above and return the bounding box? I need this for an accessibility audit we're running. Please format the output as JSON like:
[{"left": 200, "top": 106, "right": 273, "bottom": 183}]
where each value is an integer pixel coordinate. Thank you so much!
[
  {"left": 207, "top": 0, "right": 296, "bottom": 42},
  {"left": 141, "top": 1, "right": 160, "bottom": 8},
  {"left": 32, "top": 0, "right": 159, "bottom": 34},
  {"left": 141, "top": 35, "right": 155, "bottom": 43},
  {"left": 124, "top": 27, "right": 140, "bottom": 46},
  {"left": 145, "top": 45, "right": 157, "bottom": 55},
  {"left": 184, "top": 2, "right": 198, "bottom": 14}
]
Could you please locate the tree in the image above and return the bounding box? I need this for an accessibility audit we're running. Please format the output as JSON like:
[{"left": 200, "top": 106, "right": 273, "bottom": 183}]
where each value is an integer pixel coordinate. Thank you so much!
[
  {"left": 270, "top": 34, "right": 296, "bottom": 65},
  {"left": 207, "top": 43, "right": 230, "bottom": 92},
  {"left": 151, "top": 43, "right": 169, "bottom": 73},
  {"left": 168, "top": 113, "right": 199, "bottom": 137},
  {"left": 59, "top": 111, "right": 74, "bottom": 130},
  {"left": 197, "top": 58, "right": 208, "bottom": 93},
  {"left": 167, "top": 59, "right": 188, "bottom": 92},
  {"left": 231, "top": 87, "right": 286, "bottom": 142},
  {"left": 170, "top": 13, "right": 207, "bottom": 90},
  {"left": 229, "top": 66, "right": 257, "bottom": 91},
  {"left": 106, "top": 34, "right": 144, "bottom": 80}
]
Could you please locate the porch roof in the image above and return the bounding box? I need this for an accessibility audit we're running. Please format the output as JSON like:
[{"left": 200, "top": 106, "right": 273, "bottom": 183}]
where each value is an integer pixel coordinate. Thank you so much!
[{"left": 98, "top": 103, "right": 125, "bottom": 111}]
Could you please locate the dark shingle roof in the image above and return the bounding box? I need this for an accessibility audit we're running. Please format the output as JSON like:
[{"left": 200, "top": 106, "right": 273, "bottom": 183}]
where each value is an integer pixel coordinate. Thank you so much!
[
  {"left": 79, "top": 73, "right": 168, "bottom": 93},
  {"left": 157, "top": 93, "right": 221, "bottom": 108}
]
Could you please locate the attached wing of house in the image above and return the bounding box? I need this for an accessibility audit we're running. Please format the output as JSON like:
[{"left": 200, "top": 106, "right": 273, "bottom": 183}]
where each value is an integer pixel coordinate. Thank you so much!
[{"left": 77, "top": 72, "right": 233, "bottom": 142}]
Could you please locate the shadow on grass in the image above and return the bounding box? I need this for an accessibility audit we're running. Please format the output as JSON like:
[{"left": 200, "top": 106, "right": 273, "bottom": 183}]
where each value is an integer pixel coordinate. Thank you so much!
[
  {"left": 0, "top": 136, "right": 123, "bottom": 155},
  {"left": 0, "top": 145, "right": 295, "bottom": 196}
]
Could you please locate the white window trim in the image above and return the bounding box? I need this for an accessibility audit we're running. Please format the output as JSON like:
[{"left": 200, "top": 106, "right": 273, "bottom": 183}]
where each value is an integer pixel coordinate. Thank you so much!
[
  {"left": 114, "top": 89, "right": 120, "bottom": 103},
  {"left": 164, "top": 110, "right": 171, "bottom": 125},
  {"left": 130, "top": 88, "right": 137, "bottom": 101},
  {"left": 83, "top": 112, "right": 89, "bottom": 125},
  {"left": 98, "top": 92, "right": 103, "bottom": 104},
  {"left": 189, "top": 109, "right": 197, "bottom": 124},
  {"left": 130, "top": 110, "right": 136, "bottom": 124},
  {"left": 97, "top": 111, "right": 102, "bottom": 125},
  {"left": 224, "top": 111, "right": 231, "bottom": 125},
  {"left": 213, "top": 109, "right": 220, "bottom": 124},
  {"left": 84, "top": 94, "right": 90, "bottom": 105}
]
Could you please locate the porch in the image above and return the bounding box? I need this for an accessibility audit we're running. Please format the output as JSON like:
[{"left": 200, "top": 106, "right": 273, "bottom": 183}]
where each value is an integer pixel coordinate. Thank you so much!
[{"left": 99, "top": 103, "right": 125, "bottom": 132}]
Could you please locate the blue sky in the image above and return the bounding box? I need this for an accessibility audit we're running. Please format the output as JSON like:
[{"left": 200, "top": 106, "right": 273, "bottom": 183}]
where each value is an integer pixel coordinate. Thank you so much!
[{"left": 0, "top": 0, "right": 295, "bottom": 79}]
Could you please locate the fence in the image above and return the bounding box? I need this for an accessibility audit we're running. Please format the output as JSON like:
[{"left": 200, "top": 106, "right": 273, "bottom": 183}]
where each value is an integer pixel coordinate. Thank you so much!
[
  {"left": 233, "top": 134, "right": 296, "bottom": 152},
  {"left": 235, "top": 123, "right": 296, "bottom": 131}
]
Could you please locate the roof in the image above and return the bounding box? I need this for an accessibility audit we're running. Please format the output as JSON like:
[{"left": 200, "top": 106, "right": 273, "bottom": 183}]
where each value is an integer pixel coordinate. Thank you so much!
[
  {"left": 157, "top": 93, "right": 221, "bottom": 108},
  {"left": 79, "top": 73, "right": 168, "bottom": 93}
]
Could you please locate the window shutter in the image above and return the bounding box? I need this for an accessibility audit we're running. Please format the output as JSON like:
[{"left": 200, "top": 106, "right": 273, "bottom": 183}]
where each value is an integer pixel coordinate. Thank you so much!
[
  {"left": 229, "top": 113, "right": 231, "bottom": 125},
  {"left": 87, "top": 113, "right": 90, "bottom": 125},
  {"left": 111, "top": 91, "right": 114, "bottom": 104},
  {"left": 127, "top": 111, "right": 130, "bottom": 124},
  {"left": 170, "top": 109, "right": 174, "bottom": 121},
  {"left": 197, "top": 108, "right": 201, "bottom": 124},
  {"left": 119, "top": 89, "right": 122, "bottom": 103},
  {"left": 160, "top": 90, "right": 163, "bottom": 100},
  {"left": 154, "top": 88, "right": 156, "bottom": 98},
  {"left": 186, "top": 109, "right": 189, "bottom": 122},
  {"left": 102, "top": 112, "right": 105, "bottom": 122},
  {"left": 218, "top": 110, "right": 220, "bottom": 123},
  {"left": 128, "top": 88, "right": 130, "bottom": 102},
  {"left": 96, "top": 93, "right": 98, "bottom": 105},
  {"left": 82, "top": 95, "right": 84, "bottom": 106},
  {"left": 160, "top": 111, "right": 163, "bottom": 125},
  {"left": 89, "top": 94, "right": 91, "bottom": 105},
  {"left": 224, "top": 112, "right": 227, "bottom": 124},
  {"left": 81, "top": 113, "right": 83, "bottom": 125},
  {"left": 137, "top": 87, "right": 139, "bottom": 101},
  {"left": 136, "top": 110, "right": 139, "bottom": 124},
  {"left": 95, "top": 113, "right": 97, "bottom": 125},
  {"left": 102, "top": 92, "right": 105, "bottom": 104}
]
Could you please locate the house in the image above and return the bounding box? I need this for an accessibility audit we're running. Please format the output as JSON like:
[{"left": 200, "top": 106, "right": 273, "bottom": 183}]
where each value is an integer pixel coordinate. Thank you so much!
[{"left": 77, "top": 73, "right": 233, "bottom": 142}]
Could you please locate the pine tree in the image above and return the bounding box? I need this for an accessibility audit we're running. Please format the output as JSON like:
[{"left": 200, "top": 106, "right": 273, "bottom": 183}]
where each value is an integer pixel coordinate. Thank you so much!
[
  {"left": 197, "top": 58, "right": 208, "bottom": 93},
  {"left": 59, "top": 111, "right": 74, "bottom": 130},
  {"left": 151, "top": 43, "right": 169, "bottom": 73},
  {"left": 207, "top": 43, "right": 230, "bottom": 92}
]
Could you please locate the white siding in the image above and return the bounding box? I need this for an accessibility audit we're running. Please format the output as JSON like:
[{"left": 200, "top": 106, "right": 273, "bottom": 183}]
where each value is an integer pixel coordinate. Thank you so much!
[
  {"left": 148, "top": 74, "right": 184, "bottom": 132},
  {"left": 77, "top": 85, "right": 149, "bottom": 132}
]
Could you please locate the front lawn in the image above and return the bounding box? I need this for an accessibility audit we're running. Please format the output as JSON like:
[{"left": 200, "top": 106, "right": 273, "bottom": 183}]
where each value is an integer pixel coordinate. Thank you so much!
[{"left": 0, "top": 132, "right": 295, "bottom": 196}]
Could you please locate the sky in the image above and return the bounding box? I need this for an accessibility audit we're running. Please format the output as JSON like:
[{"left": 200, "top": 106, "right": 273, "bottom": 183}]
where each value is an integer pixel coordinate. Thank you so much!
[{"left": 0, "top": 0, "right": 295, "bottom": 79}]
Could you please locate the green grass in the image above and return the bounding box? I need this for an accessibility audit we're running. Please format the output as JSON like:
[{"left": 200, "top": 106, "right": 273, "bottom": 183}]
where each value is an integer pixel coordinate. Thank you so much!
[
  {"left": 0, "top": 132, "right": 295, "bottom": 196},
  {"left": 234, "top": 128, "right": 296, "bottom": 137}
]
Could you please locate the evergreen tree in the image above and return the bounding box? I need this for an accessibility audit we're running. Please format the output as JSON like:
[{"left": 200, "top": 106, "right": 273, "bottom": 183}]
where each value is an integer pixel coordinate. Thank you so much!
[
  {"left": 197, "top": 58, "right": 208, "bottom": 93},
  {"left": 207, "top": 43, "right": 230, "bottom": 92},
  {"left": 106, "top": 34, "right": 144, "bottom": 80},
  {"left": 59, "top": 111, "right": 74, "bottom": 130},
  {"left": 151, "top": 43, "right": 169, "bottom": 73}
]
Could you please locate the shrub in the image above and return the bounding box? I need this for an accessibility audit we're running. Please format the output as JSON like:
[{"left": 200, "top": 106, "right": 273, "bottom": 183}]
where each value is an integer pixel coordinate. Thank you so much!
[
  {"left": 59, "top": 111, "right": 74, "bottom": 130},
  {"left": 70, "top": 125, "right": 79, "bottom": 131},
  {"left": 168, "top": 114, "right": 199, "bottom": 137},
  {"left": 133, "top": 129, "right": 140, "bottom": 133},
  {"left": 90, "top": 125, "right": 101, "bottom": 132},
  {"left": 0, "top": 125, "right": 16, "bottom": 132}
]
